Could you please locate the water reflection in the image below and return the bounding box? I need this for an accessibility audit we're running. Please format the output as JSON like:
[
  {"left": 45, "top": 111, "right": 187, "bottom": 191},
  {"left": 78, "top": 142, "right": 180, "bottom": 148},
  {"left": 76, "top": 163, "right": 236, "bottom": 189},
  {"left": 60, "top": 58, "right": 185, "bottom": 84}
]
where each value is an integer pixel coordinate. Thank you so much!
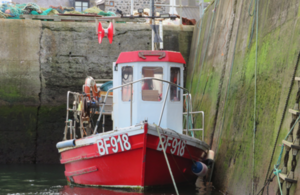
[
  {"left": 0, "top": 165, "right": 220, "bottom": 195},
  {"left": 61, "top": 185, "right": 218, "bottom": 195}
]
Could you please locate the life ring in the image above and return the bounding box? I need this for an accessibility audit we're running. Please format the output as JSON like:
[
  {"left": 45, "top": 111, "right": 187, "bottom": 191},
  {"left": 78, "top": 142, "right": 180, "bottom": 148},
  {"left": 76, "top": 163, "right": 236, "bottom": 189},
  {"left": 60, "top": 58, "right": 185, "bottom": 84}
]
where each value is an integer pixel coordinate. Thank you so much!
[{"left": 84, "top": 76, "right": 100, "bottom": 100}]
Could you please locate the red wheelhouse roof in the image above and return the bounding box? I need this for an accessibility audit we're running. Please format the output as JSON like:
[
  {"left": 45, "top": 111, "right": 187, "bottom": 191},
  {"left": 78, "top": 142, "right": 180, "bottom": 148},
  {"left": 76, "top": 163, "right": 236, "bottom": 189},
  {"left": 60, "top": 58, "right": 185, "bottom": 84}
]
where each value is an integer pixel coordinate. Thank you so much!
[{"left": 116, "top": 50, "right": 186, "bottom": 65}]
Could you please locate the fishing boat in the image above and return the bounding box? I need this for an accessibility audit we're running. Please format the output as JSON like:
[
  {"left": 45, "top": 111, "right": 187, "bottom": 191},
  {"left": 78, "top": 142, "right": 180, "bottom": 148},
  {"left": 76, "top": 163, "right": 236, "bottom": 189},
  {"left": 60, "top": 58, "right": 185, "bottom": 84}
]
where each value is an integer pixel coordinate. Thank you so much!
[{"left": 56, "top": 15, "right": 213, "bottom": 192}]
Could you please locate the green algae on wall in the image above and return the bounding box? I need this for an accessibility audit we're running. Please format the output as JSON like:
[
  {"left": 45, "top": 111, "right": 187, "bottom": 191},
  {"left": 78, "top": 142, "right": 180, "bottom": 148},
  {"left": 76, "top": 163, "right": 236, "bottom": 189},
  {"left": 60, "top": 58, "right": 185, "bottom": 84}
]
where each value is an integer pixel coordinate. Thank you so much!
[
  {"left": 187, "top": 0, "right": 300, "bottom": 194},
  {"left": 35, "top": 105, "right": 66, "bottom": 164},
  {"left": 0, "top": 106, "right": 38, "bottom": 163}
]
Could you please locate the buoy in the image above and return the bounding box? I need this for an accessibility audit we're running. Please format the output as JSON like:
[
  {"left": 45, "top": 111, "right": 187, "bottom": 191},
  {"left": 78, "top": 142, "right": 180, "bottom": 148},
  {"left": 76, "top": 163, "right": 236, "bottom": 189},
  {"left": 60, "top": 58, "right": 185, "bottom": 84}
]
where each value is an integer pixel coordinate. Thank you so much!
[
  {"left": 192, "top": 161, "right": 208, "bottom": 177},
  {"left": 84, "top": 76, "right": 100, "bottom": 100},
  {"left": 98, "top": 22, "right": 114, "bottom": 44}
]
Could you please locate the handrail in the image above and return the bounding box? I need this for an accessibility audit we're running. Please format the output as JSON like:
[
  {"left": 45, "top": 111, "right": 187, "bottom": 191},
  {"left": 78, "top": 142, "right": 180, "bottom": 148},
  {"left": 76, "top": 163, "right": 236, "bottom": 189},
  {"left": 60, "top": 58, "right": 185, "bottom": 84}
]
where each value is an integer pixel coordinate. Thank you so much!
[
  {"left": 183, "top": 111, "right": 204, "bottom": 140},
  {"left": 65, "top": 91, "right": 82, "bottom": 140},
  {"left": 66, "top": 91, "right": 81, "bottom": 122},
  {"left": 183, "top": 94, "right": 205, "bottom": 140},
  {"left": 93, "top": 77, "right": 191, "bottom": 134},
  {"left": 65, "top": 79, "right": 202, "bottom": 141}
]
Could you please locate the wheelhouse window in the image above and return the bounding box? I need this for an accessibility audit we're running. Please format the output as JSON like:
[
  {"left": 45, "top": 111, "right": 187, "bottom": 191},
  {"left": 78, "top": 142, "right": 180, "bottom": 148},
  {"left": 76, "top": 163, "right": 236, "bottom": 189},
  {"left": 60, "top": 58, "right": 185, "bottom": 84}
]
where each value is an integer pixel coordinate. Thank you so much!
[
  {"left": 122, "top": 66, "right": 133, "bottom": 101},
  {"left": 170, "top": 67, "right": 180, "bottom": 101},
  {"left": 75, "top": 0, "right": 89, "bottom": 12},
  {"left": 142, "top": 67, "right": 163, "bottom": 101}
]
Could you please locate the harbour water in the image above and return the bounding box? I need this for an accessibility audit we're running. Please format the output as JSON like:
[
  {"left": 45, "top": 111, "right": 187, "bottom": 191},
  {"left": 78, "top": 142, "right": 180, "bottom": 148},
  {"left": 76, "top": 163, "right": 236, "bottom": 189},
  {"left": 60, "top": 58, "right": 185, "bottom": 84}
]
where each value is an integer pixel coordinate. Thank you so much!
[{"left": 0, "top": 165, "right": 221, "bottom": 195}]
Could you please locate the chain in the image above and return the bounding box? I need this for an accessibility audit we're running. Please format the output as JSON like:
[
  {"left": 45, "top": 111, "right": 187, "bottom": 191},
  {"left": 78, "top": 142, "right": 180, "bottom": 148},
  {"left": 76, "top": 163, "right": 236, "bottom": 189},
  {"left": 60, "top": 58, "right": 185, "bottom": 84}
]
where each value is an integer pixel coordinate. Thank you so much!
[
  {"left": 297, "top": 121, "right": 300, "bottom": 139},
  {"left": 291, "top": 155, "right": 297, "bottom": 171},
  {"left": 283, "top": 151, "right": 290, "bottom": 167}
]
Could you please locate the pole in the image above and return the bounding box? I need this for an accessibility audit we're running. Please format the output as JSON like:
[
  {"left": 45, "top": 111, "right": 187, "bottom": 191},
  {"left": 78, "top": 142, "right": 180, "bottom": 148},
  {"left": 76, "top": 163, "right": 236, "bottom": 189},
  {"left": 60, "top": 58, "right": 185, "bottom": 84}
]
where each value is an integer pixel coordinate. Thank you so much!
[
  {"left": 152, "top": 19, "right": 155, "bottom": 51},
  {"left": 179, "top": 0, "right": 182, "bottom": 25},
  {"left": 130, "top": 83, "right": 133, "bottom": 126},
  {"left": 158, "top": 84, "right": 170, "bottom": 126},
  {"left": 131, "top": 0, "right": 133, "bottom": 15},
  {"left": 186, "top": 93, "right": 189, "bottom": 135},
  {"left": 151, "top": 0, "right": 155, "bottom": 51},
  {"left": 159, "top": 20, "right": 163, "bottom": 50},
  {"left": 102, "top": 115, "right": 105, "bottom": 132}
]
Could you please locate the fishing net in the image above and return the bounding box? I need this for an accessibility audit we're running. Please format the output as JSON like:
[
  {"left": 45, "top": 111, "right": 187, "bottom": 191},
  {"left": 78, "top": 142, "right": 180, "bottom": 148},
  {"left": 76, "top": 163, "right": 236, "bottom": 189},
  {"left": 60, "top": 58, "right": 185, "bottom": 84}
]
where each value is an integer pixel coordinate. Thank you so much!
[
  {"left": 0, "top": 2, "right": 41, "bottom": 19},
  {"left": 83, "top": 6, "right": 102, "bottom": 14},
  {"left": 31, "top": 8, "right": 53, "bottom": 15},
  {"left": 47, "top": 9, "right": 59, "bottom": 15},
  {"left": 64, "top": 10, "right": 82, "bottom": 14},
  {"left": 98, "top": 11, "right": 116, "bottom": 16},
  {"left": 39, "top": 7, "right": 58, "bottom": 15},
  {"left": 63, "top": 7, "right": 75, "bottom": 11},
  {"left": 0, "top": 2, "right": 117, "bottom": 19},
  {"left": 0, "top": 10, "right": 11, "bottom": 18}
]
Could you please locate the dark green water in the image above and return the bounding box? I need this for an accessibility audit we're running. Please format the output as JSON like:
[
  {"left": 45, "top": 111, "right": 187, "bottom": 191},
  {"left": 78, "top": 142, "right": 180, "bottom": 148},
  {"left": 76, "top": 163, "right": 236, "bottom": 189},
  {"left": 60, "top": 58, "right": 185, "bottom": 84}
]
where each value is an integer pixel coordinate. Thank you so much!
[{"left": 0, "top": 165, "right": 220, "bottom": 195}]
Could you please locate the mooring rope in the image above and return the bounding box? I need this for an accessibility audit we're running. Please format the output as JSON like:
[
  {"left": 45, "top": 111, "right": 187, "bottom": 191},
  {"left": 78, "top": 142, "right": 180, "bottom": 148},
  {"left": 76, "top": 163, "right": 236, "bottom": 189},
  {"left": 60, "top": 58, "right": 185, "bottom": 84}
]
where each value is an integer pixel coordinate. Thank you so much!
[{"left": 155, "top": 125, "right": 179, "bottom": 195}]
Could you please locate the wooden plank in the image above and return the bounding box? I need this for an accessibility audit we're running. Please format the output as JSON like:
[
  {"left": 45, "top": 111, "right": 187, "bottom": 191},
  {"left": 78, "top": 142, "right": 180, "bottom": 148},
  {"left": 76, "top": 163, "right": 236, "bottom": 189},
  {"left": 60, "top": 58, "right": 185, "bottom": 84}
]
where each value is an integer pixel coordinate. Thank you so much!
[
  {"left": 282, "top": 140, "right": 293, "bottom": 147},
  {"left": 295, "top": 77, "right": 300, "bottom": 81},
  {"left": 282, "top": 140, "right": 300, "bottom": 150},
  {"left": 289, "top": 109, "right": 300, "bottom": 115},
  {"left": 279, "top": 173, "right": 287, "bottom": 180}
]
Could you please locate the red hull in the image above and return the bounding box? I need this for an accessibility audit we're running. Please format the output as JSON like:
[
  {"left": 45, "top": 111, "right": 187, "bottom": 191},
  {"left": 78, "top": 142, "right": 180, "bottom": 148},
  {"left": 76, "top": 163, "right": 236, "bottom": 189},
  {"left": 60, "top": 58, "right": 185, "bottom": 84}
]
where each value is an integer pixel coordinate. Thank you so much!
[{"left": 59, "top": 123, "right": 209, "bottom": 190}]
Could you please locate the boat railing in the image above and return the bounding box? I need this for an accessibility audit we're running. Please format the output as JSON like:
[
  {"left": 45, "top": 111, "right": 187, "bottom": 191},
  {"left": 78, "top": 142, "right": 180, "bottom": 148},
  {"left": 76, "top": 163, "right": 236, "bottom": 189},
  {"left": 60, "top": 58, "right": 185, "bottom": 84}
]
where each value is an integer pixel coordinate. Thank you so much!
[
  {"left": 66, "top": 91, "right": 81, "bottom": 121},
  {"left": 182, "top": 93, "right": 205, "bottom": 140},
  {"left": 64, "top": 78, "right": 205, "bottom": 140},
  {"left": 65, "top": 91, "right": 82, "bottom": 140},
  {"left": 93, "top": 77, "right": 194, "bottom": 137},
  {"left": 183, "top": 111, "right": 204, "bottom": 140}
]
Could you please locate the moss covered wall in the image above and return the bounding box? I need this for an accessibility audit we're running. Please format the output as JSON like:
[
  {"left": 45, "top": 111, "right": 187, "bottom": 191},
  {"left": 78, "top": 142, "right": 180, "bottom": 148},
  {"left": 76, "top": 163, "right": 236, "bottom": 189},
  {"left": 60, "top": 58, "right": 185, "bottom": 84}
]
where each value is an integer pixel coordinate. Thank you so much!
[
  {"left": 187, "top": 0, "right": 300, "bottom": 194},
  {"left": 0, "top": 19, "right": 193, "bottom": 164}
]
